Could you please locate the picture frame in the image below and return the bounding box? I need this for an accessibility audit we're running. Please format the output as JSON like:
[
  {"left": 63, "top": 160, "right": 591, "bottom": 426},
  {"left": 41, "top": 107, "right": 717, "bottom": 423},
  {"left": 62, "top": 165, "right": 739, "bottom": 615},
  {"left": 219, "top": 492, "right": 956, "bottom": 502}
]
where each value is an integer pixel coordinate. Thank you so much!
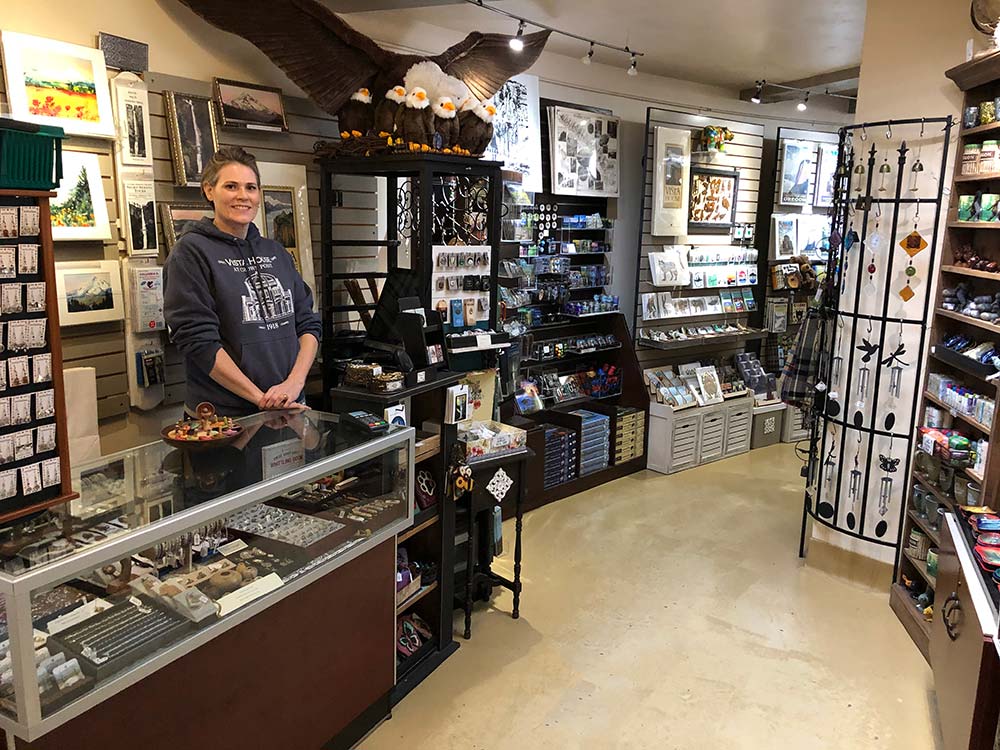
[
  {"left": 163, "top": 91, "right": 220, "bottom": 188},
  {"left": 253, "top": 162, "right": 316, "bottom": 303},
  {"left": 688, "top": 166, "right": 739, "bottom": 233},
  {"left": 814, "top": 142, "right": 839, "bottom": 208},
  {"left": 0, "top": 31, "right": 115, "bottom": 138},
  {"left": 548, "top": 105, "right": 620, "bottom": 198},
  {"left": 483, "top": 74, "right": 543, "bottom": 193},
  {"left": 55, "top": 260, "right": 124, "bottom": 326},
  {"left": 213, "top": 77, "right": 288, "bottom": 132},
  {"left": 122, "top": 179, "right": 158, "bottom": 255},
  {"left": 779, "top": 139, "right": 816, "bottom": 206},
  {"left": 97, "top": 32, "right": 148, "bottom": 73},
  {"left": 652, "top": 126, "right": 691, "bottom": 237},
  {"left": 112, "top": 74, "right": 153, "bottom": 168},
  {"left": 51, "top": 151, "right": 112, "bottom": 242},
  {"left": 772, "top": 214, "right": 798, "bottom": 258},
  {"left": 160, "top": 202, "right": 214, "bottom": 248}
]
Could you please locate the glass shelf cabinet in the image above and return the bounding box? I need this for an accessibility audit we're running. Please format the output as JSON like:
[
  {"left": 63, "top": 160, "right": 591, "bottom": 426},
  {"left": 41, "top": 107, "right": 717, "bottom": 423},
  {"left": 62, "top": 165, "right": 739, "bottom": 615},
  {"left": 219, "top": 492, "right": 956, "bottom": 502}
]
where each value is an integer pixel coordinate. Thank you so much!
[{"left": 0, "top": 410, "right": 413, "bottom": 742}]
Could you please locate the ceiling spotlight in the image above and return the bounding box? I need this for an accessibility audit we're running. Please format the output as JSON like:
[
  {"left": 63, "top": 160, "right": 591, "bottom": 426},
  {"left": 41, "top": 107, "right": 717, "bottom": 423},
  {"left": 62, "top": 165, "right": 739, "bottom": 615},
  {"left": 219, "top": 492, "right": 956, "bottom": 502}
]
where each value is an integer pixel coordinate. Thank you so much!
[
  {"left": 751, "top": 80, "right": 765, "bottom": 105},
  {"left": 797, "top": 91, "right": 809, "bottom": 112},
  {"left": 510, "top": 20, "right": 526, "bottom": 51},
  {"left": 627, "top": 54, "right": 638, "bottom": 77},
  {"left": 582, "top": 42, "right": 594, "bottom": 65}
]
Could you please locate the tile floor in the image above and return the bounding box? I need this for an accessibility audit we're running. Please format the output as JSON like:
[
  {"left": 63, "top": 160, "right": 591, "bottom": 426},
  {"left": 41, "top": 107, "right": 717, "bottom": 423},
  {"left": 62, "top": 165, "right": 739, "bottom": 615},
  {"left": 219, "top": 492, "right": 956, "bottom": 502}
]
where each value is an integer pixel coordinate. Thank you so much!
[{"left": 364, "top": 444, "right": 941, "bottom": 750}]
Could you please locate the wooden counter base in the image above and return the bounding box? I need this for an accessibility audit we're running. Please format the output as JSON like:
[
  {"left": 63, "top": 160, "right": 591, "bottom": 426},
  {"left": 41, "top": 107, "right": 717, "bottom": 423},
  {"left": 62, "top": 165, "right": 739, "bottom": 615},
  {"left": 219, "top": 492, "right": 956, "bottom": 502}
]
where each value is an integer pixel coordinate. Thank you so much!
[{"left": 7, "top": 539, "right": 395, "bottom": 750}]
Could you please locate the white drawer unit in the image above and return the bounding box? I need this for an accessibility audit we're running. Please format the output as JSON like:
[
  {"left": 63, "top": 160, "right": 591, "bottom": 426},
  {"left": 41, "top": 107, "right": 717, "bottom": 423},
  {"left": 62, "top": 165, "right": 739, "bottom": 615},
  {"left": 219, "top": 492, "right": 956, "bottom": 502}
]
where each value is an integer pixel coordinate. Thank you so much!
[
  {"left": 647, "top": 393, "right": 753, "bottom": 474},
  {"left": 781, "top": 404, "right": 811, "bottom": 443},
  {"left": 699, "top": 410, "right": 726, "bottom": 464},
  {"left": 724, "top": 398, "right": 753, "bottom": 456}
]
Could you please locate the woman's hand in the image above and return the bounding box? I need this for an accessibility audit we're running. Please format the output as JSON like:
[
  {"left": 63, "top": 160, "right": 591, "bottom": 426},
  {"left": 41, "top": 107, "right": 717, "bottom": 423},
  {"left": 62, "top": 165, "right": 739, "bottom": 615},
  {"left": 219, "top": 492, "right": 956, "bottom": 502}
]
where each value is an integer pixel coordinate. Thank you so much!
[{"left": 258, "top": 375, "right": 307, "bottom": 410}]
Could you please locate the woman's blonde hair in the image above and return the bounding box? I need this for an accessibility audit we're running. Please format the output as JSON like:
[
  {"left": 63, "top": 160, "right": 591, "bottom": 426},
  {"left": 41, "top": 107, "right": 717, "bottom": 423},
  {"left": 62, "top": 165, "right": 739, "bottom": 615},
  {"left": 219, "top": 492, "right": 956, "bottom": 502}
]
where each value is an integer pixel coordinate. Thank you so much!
[{"left": 201, "top": 146, "right": 261, "bottom": 205}]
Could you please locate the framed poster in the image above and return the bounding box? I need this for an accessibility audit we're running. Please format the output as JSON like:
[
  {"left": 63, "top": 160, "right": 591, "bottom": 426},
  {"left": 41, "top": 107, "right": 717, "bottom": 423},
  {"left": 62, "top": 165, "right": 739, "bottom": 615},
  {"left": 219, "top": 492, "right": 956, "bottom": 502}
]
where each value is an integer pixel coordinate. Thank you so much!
[
  {"left": 51, "top": 151, "right": 112, "bottom": 242},
  {"left": 0, "top": 31, "right": 115, "bottom": 138},
  {"left": 213, "top": 78, "right": 288, "bottom": 132},
  {"left": 483, "top": 74, "right": 543, "bottom": 193},
  {"left": 773, "top": 214, "right": 798, "bottom": 258},
  {"left": 780, "top": 139, "right": 815, "bottom": 205},
  {"left": 252, "top": 162, "right": 316, "bottom": 305},
  {"left": 652, "top": 126, "right": 691, "bottom": 237},
  {"left": 122, "top": 179, "right": 158, "bottom": 255},
  {"left": 549, "top": 106, "right": 620, "bottom": 197},
  {"left": 55, "top": 260, "right": 124, "bottom": 326},
  {"left": 112, "top": 74, "right": 153, "bottom": 167},
  {"left": 688, "top": 167, "right": 739, "bottom": 233},
  {"left": 814, "top": 142, "right": 839, "bottom": 208},
  {"left": 164, "top": 91, "right": 219, "bottom": 188},
  {"left": 160, "top": 202, "right": 214, "bottom": 247}
]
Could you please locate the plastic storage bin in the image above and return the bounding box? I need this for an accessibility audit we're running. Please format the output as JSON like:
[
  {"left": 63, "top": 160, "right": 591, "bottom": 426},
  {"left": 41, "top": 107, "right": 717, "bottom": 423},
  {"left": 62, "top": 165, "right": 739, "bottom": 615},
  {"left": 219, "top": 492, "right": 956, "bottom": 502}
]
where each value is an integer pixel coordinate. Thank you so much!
[{"left": 0, "top": 119, "right": 65, "bottom": 190}]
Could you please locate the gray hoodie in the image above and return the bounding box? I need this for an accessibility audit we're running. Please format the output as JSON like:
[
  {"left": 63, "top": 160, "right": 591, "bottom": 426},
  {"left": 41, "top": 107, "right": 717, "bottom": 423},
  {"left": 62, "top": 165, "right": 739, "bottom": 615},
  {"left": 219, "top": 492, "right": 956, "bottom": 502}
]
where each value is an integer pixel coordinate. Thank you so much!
[{"left": 163, "top": 218, "right": 321, "bottom": 416}]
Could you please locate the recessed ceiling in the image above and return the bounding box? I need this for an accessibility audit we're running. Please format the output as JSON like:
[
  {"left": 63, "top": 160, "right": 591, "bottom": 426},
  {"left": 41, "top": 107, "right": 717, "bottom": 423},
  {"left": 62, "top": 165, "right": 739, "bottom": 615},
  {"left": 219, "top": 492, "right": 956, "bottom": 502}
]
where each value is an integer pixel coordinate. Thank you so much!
[{"left": 340, "top": 0, "right": 867, "bottom": 90}]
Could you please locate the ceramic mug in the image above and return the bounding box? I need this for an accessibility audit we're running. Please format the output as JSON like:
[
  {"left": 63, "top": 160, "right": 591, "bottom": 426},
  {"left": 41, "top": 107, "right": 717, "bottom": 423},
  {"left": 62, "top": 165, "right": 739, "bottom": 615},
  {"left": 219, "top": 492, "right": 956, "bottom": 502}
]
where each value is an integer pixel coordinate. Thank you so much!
[{"left": 967, "top": 482, "right": 983, "bottom": 506}]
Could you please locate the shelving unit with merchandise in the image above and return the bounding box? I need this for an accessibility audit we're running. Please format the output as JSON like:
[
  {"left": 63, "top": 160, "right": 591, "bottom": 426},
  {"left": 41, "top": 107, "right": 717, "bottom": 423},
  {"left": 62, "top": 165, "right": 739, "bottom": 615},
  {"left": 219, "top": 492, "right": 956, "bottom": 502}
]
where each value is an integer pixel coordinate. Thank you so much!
[
  {"left": 765, "top": 127, "right": 839, "bottom": 436},
  {"left": 496, "top": 101, "right": 648, "bottom": 512},
  {"left": 889, "top": 58, "right": 1000, "bottom": 662}
]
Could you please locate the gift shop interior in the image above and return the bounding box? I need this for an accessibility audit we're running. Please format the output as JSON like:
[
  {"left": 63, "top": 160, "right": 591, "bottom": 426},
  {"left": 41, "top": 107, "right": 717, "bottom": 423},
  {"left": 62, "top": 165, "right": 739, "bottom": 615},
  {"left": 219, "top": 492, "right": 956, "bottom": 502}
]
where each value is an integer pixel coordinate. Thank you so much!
[{"left": 3, "top": 0, "right": 1000, "bottom": 748}]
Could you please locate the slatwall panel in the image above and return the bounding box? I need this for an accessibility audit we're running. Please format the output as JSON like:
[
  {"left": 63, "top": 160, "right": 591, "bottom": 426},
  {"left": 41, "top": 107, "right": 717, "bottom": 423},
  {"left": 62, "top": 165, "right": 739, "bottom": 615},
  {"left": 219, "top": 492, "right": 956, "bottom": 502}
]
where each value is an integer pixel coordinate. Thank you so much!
[
  {"left": 635, "top": 109, "right": 764, "bottom": 369},
  {"left": 145, "top": 72, "right": 379, "bottom": 407},
  {"left": 1, "top": 64, "right": 380, "bottom": 416}
]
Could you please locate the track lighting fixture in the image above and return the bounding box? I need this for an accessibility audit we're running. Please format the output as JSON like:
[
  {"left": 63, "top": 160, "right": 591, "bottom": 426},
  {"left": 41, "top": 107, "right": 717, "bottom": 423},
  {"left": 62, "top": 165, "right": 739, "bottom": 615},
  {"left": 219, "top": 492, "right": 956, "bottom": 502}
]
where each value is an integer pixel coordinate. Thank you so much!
[
  {"left": 627, "top": 54, "right": 638, "bottom": 77},
  {"left": 751, "top": 80, "right": 765, "bottom": 104},
  {"left": 797, "top": 91, "right": 809, "bottom": 112},
  {"left": 509, "top": 20, "right": 525, "bottom": 51},
  {"left": 582, "top": 42, "right": 594, "bottom": 65}
]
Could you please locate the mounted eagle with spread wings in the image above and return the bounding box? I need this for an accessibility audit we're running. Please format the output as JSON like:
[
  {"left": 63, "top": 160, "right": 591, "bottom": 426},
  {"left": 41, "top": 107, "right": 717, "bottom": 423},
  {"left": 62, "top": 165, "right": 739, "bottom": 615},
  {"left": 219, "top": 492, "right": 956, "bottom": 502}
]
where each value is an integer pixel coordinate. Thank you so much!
[{"left": 176, "top": 0, "right": 550, "bottom": 117}]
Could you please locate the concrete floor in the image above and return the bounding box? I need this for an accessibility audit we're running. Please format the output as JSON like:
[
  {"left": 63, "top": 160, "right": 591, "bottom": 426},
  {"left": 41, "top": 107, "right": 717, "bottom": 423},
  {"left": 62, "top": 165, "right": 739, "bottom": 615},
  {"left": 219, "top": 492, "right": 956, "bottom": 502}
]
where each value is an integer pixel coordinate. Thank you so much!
[{"left": 365, "top": 444, "right": 941, "bottom": 750}]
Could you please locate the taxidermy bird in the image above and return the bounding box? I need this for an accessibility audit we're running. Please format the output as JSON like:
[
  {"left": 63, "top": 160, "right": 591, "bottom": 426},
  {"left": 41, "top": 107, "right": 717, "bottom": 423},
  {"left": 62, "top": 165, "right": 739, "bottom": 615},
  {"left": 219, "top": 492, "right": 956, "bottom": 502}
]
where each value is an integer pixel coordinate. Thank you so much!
[
  {"left": 338, "top": 88, "right": 373, "bottom": 139},
  {"left": 176, "top": 0, "right": 549, "bottom": 119},
  {"left": 432, "top": 97, "right": 460, "bottom": 154},
  {"left": 971, "top": 0, "right": 1000, "bottom": 36},
  {"left": 396, "top": 87, "right": 434, "bottom": 152},
  {"left": 374, "top": 86, "right": 406, "bottom": 141},
  {"left": 458, "top": 102, "right": 496, "bottom": 156}
]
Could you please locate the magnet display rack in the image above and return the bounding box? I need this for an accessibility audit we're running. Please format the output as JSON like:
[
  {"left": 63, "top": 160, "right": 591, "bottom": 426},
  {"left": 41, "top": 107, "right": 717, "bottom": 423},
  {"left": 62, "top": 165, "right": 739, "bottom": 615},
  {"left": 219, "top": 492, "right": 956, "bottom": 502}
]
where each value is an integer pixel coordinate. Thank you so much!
[
  {"left": 882, "top": 57, "right": 1000, "bottom": 661},
  {"left": 497, "top": 101, "right": 648, "bottom": 510},
  {"left": 0, "top": 190, "right": 78, "bottom": 520},
  {"left": 795, "top": 117, "right": 952, "bottom": 660}
]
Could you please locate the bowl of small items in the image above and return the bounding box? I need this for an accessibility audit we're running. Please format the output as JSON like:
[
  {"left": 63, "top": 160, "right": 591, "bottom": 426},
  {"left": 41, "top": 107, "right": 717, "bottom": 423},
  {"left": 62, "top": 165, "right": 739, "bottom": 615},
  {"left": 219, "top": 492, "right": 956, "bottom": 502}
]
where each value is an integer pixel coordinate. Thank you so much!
[{"left": 161, "top": 402, "right": 243, "bottom": 450}]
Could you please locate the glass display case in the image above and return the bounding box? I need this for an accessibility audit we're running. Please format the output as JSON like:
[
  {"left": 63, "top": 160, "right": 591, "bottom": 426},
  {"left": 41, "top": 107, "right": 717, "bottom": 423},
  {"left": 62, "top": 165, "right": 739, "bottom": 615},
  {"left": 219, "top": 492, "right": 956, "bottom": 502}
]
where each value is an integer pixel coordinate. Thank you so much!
[{"left": 0, "top": 410, "right": 413, "bottom": 741}]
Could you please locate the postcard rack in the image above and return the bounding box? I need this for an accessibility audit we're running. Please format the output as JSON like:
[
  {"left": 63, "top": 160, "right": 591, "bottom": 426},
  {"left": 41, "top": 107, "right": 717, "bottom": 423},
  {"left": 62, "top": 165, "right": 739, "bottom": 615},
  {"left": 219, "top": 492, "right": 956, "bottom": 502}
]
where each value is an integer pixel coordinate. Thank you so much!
[{"left": 0, "top": 189, "right": 78, "bottom": 519}]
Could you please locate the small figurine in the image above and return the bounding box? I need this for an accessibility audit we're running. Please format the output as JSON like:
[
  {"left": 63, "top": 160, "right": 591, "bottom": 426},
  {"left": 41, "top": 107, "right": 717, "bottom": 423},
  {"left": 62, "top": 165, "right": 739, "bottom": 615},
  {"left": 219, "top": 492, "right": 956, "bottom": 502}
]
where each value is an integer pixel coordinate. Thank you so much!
[{"left": 699, "top": 125, "right": 735, "bottom": 153}]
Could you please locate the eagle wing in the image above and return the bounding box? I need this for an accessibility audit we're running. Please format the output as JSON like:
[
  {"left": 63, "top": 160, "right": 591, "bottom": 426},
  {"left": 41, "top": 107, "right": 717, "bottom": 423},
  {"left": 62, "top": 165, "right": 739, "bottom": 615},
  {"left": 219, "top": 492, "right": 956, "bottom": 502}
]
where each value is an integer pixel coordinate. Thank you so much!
[
  {"left": 434, "top": 30, "right": 551, "bottom": 102},
  {"left": 176, "top": 0, "right": 398, "bottom": 115}
]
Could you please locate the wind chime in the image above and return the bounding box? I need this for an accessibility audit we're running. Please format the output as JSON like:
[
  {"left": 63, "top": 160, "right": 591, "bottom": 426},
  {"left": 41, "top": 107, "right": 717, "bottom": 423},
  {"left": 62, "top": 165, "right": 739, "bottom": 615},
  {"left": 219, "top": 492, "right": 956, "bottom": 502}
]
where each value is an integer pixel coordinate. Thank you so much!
[
  {"left": 880, "top": 321, "right": 910, "bottom": 432},
  {"left": 898, "top": 204, "right": 928, "bottom": 303},
  {"left": 855, "top": 320, "right": 880, "bottom": 425},
  {"left": 847, "top": 434, "right": 863, "bottom": 530},
  {"left": 864, "top": 201, "right": 883, "bottom": 296},
  {"left": 876, "top": 440, "right": 900, "bottom": 538}
]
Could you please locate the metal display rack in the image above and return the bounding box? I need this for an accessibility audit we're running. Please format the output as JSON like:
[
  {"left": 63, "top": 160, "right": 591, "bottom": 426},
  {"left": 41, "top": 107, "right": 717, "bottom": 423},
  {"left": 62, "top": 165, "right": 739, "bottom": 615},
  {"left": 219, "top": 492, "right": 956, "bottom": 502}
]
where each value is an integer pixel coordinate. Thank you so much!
[{"left": 799, "top": 117, "right": 953, "bottom": 562}]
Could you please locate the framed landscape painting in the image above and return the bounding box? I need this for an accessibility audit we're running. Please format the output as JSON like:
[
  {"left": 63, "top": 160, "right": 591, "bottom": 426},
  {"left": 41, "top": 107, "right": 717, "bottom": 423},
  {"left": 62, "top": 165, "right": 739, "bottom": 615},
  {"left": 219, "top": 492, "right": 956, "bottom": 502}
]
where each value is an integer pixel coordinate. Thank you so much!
[
  {"left": 0, "top": 31, "right": 115, "bottom": 138},
  {"left": 253, "top": 162, "right": 315, "bottom": 303},
  {"left": 55, "top": 260, "right": 124, "bottom": 326},
  {"left": 213, "top": 78, "right": 288, "bottom": 131},
  {"left": 161, "top": 202, "right": 213, "bottom": 247},
  {"left": 164, "top": 91, "right": 219, "bottom": 188},
  {"left": 51, "top": 151, "right": 112, "bottom": 242}
]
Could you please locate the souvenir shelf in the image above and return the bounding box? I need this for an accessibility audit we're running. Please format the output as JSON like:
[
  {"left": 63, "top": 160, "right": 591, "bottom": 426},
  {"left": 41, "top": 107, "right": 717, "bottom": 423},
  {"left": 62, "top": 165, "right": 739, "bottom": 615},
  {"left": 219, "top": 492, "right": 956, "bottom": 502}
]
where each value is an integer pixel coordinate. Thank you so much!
[
  {"left": 496, "top": 101, "right": 648, "bottom": 512},
  {"left": 0, "top": 189, "right": 77, "bottom": 520},
  {"left": 884, "top": 61, "right": 1000, "bottom": 660},
  {"left": 795, "top": 116, "right": 953, "bottom": 662}
]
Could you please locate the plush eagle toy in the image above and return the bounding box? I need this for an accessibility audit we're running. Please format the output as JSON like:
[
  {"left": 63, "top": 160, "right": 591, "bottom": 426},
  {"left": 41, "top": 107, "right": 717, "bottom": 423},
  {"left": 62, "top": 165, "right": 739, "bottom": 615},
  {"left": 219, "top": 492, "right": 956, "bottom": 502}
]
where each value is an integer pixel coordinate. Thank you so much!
[
  {"left": 458, "top": 102, "right": 496, "bottom": 156},
  {"left": 338, "top": 88, "right": 373, "bottom": 139},
  {"left": 396, "top": 88, "right": 434, "bottom": 151},
  {"left": 176, "top": 0, "right": 549, "bottom": 118},
  {"left": 375, "top": 86, "right": 406, "bottom": 140},
  {"left": 431, "top": 96, "right": 460, "bottom": 153}
]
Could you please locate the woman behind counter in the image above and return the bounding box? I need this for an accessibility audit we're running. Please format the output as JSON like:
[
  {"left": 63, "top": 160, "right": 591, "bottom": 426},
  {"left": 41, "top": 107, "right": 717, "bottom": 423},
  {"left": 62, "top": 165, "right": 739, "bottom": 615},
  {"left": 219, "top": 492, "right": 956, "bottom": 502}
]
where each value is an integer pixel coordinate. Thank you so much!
[{"left": 163, "top": 146, "right": 321, "bottom": 416}]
